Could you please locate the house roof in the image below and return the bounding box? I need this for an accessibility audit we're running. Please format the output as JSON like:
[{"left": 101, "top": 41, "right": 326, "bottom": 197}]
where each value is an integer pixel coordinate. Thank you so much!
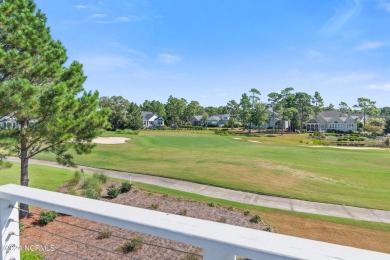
[
  {"left": 141, "top": 111, "right": 158, "bottom": 121},
  {"left": 191, "top": 115, "right": 203, "bottom": 121}
]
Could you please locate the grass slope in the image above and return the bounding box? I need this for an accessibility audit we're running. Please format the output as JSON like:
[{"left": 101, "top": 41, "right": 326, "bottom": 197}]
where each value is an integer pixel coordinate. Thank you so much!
[{"left": 35, "top": 132, "right": 390, "bottom": 210}]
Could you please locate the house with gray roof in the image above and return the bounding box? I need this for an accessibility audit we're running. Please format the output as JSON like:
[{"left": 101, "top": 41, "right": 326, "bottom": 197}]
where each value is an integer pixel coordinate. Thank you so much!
[
  {"left": 0, "top": 114, "right": 19, "bottom": 129},
  {"left": 141, "top": 111, "right": 164, "bottom": 128},
  {"left": 306, "top": 111, "right": 358, "bottom": 132}
]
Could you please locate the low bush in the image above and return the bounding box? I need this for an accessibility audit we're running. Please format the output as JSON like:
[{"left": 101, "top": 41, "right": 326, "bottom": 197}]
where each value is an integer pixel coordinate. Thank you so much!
[
  {"left": 38, "top": 211, "right": 57, "bottom": 225},
  {"left": 69, "top": 171, "right": 81, "bottom": 186},
  {"left": 149, "top": 203, "right": 159, "bottom": 210},
  {"left": 207, "top": 202, "right": 215, "bottom": 207},
  {"left": 118, "top": 236, "right": 143, "bottom": 253},
  {"left": 85, "top": 188, "right": 101, "bottom": 199},
  {"left": 97, "top": 229, "right": 112, "bottom": 239},
  {"left": 107, "top": 187, "right": 120, "bottom": 199},
  {"left": 121, "top": 181, "right": 133, "bottom": 193},
  {"left": 93, "top": 173, "right": 108, "bottom": 184},
  {"left": 243, "top": 211, "right": 250, "bottom": 216},
  {"left": 21, "top": 250, "right": 44, "bottom": 260},
  {"left": 250, "top": 214, "right": 261, "bottom": 223},
  {"left": 115, "top": 129, "right": 139, "bottom": 135}
]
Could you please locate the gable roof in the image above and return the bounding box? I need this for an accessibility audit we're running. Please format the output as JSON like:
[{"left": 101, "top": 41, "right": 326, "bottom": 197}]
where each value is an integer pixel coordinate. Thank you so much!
[{"left": 141, "top": 111, "right": 157, "bottom": 121}]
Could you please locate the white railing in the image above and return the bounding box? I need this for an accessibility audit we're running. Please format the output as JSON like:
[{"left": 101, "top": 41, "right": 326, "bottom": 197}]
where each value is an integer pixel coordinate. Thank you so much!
[{"left": 0, "top": 184, "right": 389, "bottom": 260}]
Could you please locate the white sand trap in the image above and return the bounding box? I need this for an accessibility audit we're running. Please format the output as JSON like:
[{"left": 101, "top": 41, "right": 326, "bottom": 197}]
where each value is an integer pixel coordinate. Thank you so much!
[
  {"left": 233, "top": 138, "right": 242, "bottom": 140},
  {"left": 92, "top": 137, "right": 130, "bottom": 144},
  {"left": 248, "top": 140, "right": 262, "bottom": 143},
  {"left": 306, "top": 145, "right": 385, "bottom": 150}
]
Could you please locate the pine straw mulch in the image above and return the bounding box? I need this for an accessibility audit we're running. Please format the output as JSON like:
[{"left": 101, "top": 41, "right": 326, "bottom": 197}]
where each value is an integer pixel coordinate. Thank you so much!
[{"left": 20, "top": 184, "right": 270, "bottom": 260}]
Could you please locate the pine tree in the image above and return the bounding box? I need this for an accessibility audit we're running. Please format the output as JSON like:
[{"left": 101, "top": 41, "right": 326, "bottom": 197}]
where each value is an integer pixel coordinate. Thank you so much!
[{"left": 0, "top": 0, "right": 109, "bottom": 217}]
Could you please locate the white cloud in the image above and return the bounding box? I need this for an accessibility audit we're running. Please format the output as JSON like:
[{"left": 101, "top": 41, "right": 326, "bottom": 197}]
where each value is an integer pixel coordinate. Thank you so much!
[
  {"left": 89, "top": 14, "right": 108, "bottom": 19},
  {"left": 306, "top": 50, "right": 322, "bottom": 57},
  {"left": 356, "top": 41, "right": 386, "bottom": 50},
  {"left": 74, "top": 5, "right": 88, "bottom": 9},
  {"left": 368, "top": 82, "right": 390, "bottom": 91},
  {"left": 377, "top": 1, "right": 390, "bottom": 12},
  {"left": 158, "top": 53, "right": 182, "bottom": 65},
  {"left": 320, "top": 0, "right": 361, "bottom": 35}
]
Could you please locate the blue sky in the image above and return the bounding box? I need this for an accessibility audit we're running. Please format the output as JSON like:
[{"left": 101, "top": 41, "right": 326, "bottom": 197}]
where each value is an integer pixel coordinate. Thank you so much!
[{"left": 35, "top": 0, "right": 390, "bottom": 108}]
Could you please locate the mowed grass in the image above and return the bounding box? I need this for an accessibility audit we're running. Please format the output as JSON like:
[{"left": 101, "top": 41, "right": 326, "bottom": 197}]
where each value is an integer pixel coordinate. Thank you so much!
[
  {"left": 35, "top": 132, "right": 390, "bottom": 210},
  {"left": 136, "top": 182, "right": 390, "bottom": 253},
  {"left": 0, "top": 163, "right": 76, "bottom": 191}
]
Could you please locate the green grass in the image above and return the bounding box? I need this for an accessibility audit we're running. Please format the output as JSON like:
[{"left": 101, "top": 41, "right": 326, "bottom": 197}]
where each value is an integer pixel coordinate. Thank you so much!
[
  {"left": 134, "top": 182, "right": 390, "bottom": 232},
  {"left": 34, "top": 132, "right": 390, "bottom": 210},
  {"left": 0, "top": 163, "right": 77, "bottom": 191}
]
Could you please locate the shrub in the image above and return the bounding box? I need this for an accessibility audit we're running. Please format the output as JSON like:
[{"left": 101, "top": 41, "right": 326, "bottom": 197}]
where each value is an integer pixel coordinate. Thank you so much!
[
  {"left": 243, "top": 211, "right": 250, "bottom": 216},
  {"left": 149, "top": 203, "right": 159, "bottom": 210},
  {"left": 115, "top": 129, "right": 139, "bottom": 135},
  {"left": 94, "top": 173, "right": 108, "bottom": 184},
  {"left": 118, "top": 236, "right": 143, "bottom": 253},
  {"left": 97, "top": 229, "right": 112, "bottom": 239},
  {"left": 85, "top": 188, "right": 101, "bottom": 199},
  {"left": 21, "top": 250, "right": 44, "bottom": 260},
  {"left": 207, "top": 202, "right": 215, "bottom": 207},
  {"left": 121, "top": 181, "right": 133, "bottom": 193},
  {"left": 107, "top": 187, "right": 120, "bottom": 199},
  {"left": 0, "top": 160, "right": 12, "bottom": 170},
  {"left": 38, "top": 211, "right": 57, "bottom": 225},
  {"left": 82, "top": 178, "right": 103, "bottom": 194},
  {"left": 69, "top": 171, "right": 81, "bottom": 186},
  {"left": 250, "top": 214, "right": 261, "bottom": 223},
  {"left": 179, "top": 209, "right": 188, "bottom": 216}
]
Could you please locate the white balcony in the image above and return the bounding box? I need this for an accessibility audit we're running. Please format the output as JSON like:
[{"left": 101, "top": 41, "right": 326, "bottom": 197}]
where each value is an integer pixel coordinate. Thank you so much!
[{"left": 0, "top": 184, "right": 389, "bottom": 260}]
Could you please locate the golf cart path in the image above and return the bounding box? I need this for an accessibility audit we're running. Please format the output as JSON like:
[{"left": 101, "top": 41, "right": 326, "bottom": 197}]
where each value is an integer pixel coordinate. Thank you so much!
[{"left": 6, "top": 157, "right": 390, "bottom": 224}]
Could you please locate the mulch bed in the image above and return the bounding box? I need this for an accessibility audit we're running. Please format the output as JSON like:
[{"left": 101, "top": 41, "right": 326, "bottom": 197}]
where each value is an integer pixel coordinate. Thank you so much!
[{"left": 20, "top": 185, "right": 268, "bottom": 259}]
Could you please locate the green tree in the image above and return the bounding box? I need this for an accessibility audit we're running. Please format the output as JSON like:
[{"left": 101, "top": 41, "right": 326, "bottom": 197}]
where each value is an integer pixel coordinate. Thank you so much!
[
  {"left": 126, "top": 103, "right": 143, "bottom": 130},
  {"left": 239, "top": 93, "right": 251, "bottom": 131},
  {"left": 201, "top": 112, "right": 209, "bottom": 127},
  {"left": 311, "top": 91, "right": 324, "bottom": 115},
  {"left": 278, "top": 87, "right": 295, "bottom": 134},
  {"left": 251, "top": 102, "right": 269, "bottom": 132},
  {"left": 204, "top": 106, "right": 218, "bottom": 116},
  {"left": 248, "top": 88, "right": 261, "bottom": 130},
  {"left": 294, "top": 92, "right": 312, "bottom": 130},
  {"left": 338, "top": 101, "right": 352, "bottom": 114},
  {"left": 99, "top": 96, "right": 130, "bottom": 130},
  {"left": 227, "top": 100, "right": 240, "bottom": 130},
  {"left": 0, "top": 0, "right": 109, "bottom": 217},
  {"left": 183, "top": 101, "right": 203, "bottom": 122},
  {"left": 267, "top": 92, "right": 281, "bottom": 134},
  {"left": 141, "top": 100, "right": 166, "bottom": 118},
  {"left": 323, "top": 103, "right": 335, "bottom": 111},
  {"left": 381, "top": 107, "right": 390, "bottom": 134},
  {"left": 165, "top": 96, "right": 187, "bottom": 129},
  {"left": 354, "top": 97, "right": 377, "bottom": 127}
]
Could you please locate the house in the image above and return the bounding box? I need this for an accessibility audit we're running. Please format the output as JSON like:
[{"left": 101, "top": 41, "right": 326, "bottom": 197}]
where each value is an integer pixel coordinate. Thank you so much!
[
  {"left": 189, "top": 115, "right": 204, "bottom": 126},
  {"left": 305, "top": 111, "right": 358, "bottom": 132},
  {"left": 0, "top": 114, "right": 18, "bottom": 129},
  {"left": 206, "top": 114, "right": 230, "bottom": 127},
  {"left": 141, "top": 111, "right": 164, "bottom": 128}
]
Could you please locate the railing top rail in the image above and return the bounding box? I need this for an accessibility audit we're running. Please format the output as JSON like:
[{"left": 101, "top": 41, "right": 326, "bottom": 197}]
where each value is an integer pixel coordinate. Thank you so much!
[{"left": 0, "top": 184, "right": 388, "bottom": 260}]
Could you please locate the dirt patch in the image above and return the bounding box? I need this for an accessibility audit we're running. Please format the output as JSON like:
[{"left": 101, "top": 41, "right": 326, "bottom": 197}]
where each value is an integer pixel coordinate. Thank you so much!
[
  {"left": 92, "top": 137, "right": 130, "bottom": 144},
  {"left": 21, "top": 186, "right": 267, "bottom": 259},
  {"left": 260, "top": 212, "right": 390, "bottom": 254}
]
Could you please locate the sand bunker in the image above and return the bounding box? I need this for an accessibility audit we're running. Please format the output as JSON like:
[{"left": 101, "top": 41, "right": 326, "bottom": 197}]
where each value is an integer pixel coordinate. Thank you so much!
[
  {"left": 233, "top": 138, "right": 242, "bottom": 140},
  {"left": 248, "top": 140, "right": 262, "bottom": 143},
  {"left": 92, "top": 137, "right": 130, "bottom": 144}
]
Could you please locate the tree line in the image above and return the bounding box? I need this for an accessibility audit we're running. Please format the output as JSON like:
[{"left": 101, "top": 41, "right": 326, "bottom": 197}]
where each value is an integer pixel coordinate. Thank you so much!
[{"left": 99, "top": 88, "right": 390, "bottom": 134}]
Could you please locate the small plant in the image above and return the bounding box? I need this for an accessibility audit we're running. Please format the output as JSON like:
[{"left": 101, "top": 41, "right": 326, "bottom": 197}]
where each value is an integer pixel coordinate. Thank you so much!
[
  {"left": 97, "top": 229, "right": 112, "bottom": 239},
  {"left": 244, "top": 211, "right": 250, "bottom": 216},
  {"left": 149, "top": 203, "right": 159, "bottom": 210},
  {"left": 94, "top": 173, "right": 108, "bottom": 184},
  {"left": 207, "top": 202, "right": 215, "bottom": 207},
  {"left": 250, "top": 214, "right": 261, "bottom": 224},
  {"left": 228, "top": 206, "right": 234, "bottom": 211},
  {"left": 179, "top": 209, "right": 188, "bottom": 216},
  {"left": 118, "top": 236, "right": 143, "bottom": 253},
  {"left": 19, "top": 223, "right": 25, "bottom": 235},
  {"left": 162, "top": 194, "right": 169, "bottom": 199},
  {"left": 107, "top": 187, "right": 120, "bottom": 199},
  {"left": 85, "top": 188, "right": 101, "bottom": 199},
  {"left": 121, "top": 181, "right": 133, "bottom": 193},
  {"left": 133, "top": 189, "right": 139, "bottom": 193},
  {"left": 182, "top": 253, "right": 202, "bottom": 260},
  {"left": 38, "top": 211, "right": 57, "bottom": 225},
  {"left": 69, "top": 171, "right": 81, "bottom": 186},
  {"left": 218, "top": 217, "right": 227, "bottom": 223},
  {"left": 21, "top": 250, "right": 44, "bottom": 260}
]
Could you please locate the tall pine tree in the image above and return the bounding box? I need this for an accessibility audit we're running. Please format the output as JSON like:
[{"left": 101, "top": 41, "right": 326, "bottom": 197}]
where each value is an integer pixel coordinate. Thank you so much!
[{"left": 0, "top": 0, "right": 109, "bottom": 217}]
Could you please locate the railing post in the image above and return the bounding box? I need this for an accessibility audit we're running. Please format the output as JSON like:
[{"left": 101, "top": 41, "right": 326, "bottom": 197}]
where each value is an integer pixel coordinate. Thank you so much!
[
  {"left": 203, "top": 248, "right": 236, "bottom": 260},
  {"left": 0, "top": 199, "right": 20, "bottom": 260}
]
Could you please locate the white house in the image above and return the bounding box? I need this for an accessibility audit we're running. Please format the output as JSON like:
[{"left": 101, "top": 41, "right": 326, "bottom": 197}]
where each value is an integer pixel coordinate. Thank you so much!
[
  {"left": 0, "top": 114, "right": 18, "bottom": 129},
  {"left": 141, "top": 111, "right": 164, "bottom": 128},
  {"left": 306, "top": 111, "right": 358, "bottom": 132}
]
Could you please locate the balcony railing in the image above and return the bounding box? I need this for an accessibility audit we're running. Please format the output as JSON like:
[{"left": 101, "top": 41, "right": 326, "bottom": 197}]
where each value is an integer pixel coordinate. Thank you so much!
[{"left": 0, "top": 184, "right": 389, "bottom": 260}]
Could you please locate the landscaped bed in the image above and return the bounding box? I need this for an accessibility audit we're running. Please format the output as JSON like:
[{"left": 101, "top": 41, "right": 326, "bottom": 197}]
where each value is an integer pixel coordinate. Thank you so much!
[{"left": 20, "top": 179, "right": 268, "bottom": 260}]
